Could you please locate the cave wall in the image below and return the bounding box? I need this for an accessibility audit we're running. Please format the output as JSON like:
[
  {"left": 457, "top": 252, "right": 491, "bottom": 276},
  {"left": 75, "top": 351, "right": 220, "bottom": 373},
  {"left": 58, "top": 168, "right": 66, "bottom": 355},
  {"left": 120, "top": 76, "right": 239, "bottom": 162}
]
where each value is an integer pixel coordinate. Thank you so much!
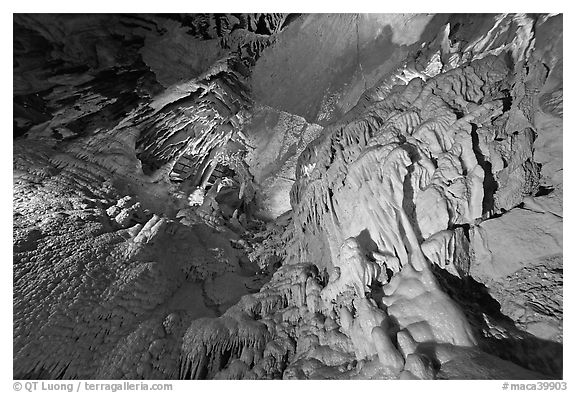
[
  {"left": 251, "top": 14, "right": 452, "bottom": 125},
  {"left": 13, "top": 13, "right": 563, "bottom": 380}
]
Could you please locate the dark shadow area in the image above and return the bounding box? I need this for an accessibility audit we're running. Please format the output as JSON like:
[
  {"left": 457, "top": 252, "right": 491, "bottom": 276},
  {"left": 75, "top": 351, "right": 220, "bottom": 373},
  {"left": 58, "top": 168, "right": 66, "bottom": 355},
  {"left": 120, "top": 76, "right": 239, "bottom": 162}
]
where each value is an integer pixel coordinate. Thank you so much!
[
  {"left": 535, "top": 185, "right": 555, "bottom": 197},
  {"left": 481, "top": 335, "right": 562, "bottom": 379},
  {"left": 471, "top": 124, "right": 498, "bottom": 215},
  {"left": 356, "top": 228, "right": 378, "bottom": 256},
  {"left": 431, "top": 265, "right": 563, "bottom": 379}
]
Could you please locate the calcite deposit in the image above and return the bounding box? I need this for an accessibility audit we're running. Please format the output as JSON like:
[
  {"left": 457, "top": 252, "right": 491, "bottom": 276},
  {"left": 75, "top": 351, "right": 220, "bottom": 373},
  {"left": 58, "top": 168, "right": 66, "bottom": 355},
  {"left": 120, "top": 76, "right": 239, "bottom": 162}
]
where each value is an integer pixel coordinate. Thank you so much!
[{"left": 13, "top": 13, "right": 563, "bottom": 380}]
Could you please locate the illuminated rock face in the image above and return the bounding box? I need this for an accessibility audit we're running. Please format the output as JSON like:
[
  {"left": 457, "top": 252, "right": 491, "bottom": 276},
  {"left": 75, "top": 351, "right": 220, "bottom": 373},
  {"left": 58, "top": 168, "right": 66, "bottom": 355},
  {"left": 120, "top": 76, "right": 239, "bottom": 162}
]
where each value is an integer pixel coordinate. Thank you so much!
[
  {"left": 13, "top": 14, "right": 562, "bottom": 380},
  {"left": 288, "top": 53, "right": 515, "bottom": 269}
]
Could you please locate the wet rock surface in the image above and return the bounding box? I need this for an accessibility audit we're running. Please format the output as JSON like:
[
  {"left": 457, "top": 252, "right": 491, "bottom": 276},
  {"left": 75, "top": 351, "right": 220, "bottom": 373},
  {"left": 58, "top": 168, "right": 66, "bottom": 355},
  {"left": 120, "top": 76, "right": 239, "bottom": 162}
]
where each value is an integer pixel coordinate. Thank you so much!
[{"left": 13, "top": 13, "right": 562, "bottom": 380}]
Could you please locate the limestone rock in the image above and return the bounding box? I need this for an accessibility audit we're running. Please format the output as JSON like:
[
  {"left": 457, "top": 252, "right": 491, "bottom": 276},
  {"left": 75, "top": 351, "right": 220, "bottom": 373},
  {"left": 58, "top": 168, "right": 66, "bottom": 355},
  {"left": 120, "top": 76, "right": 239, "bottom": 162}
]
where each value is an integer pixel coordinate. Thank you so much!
[{"left": 13, "top": 13, "right": 562, "bottom": 380}]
